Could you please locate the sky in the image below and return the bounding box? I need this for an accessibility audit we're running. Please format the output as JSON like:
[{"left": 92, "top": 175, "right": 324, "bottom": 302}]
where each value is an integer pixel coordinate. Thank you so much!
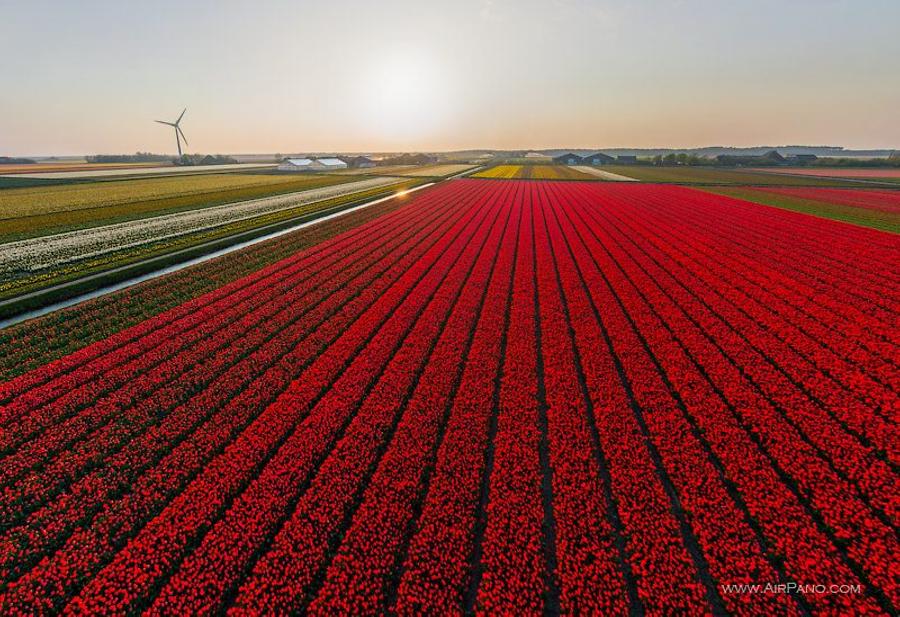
[{"left": 2, "top": 0, "right": 899, "bottom": 156}]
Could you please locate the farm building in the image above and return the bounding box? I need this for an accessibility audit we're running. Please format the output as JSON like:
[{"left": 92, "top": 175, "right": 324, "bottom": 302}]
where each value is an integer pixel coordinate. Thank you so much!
[
  {"left": 552, "top": 153, "right": 584, "bottom": 166},
  {"left": 277, "top": 158, "right": 315, "bottom": 172},
  {"left": 346, "top": 156, "right": 376, "bottom": 169},
  {"left": 787, "top": 154, "right": 818, "bottom": 165},
  {"left": 582, "top": 152, "right": 615, "bottom": 166},
  {"left": 315, "top": 157, "right": 349, "bottom": 170},
  {"left": 277, "top": 157, "right": 349, "bottom": 172},
  {"left": 616, "top": 155, "right": 638, "bottom": 164}
]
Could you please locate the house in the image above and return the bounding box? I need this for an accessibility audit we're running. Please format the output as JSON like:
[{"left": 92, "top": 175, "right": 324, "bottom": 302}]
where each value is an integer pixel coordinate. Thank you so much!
[
  {"left": 278, "top": 158, "right": 315, "bottom": 172},
  {"left": 552, "top": 153, "right": 583, "bottom": 166},
  {"left": 582, "top": 152, "right": 615, "bottom": 166},
  {"left": 315, "top": 157, "right": 348, "bottom": 170},
  {"left": 716, "top": 150, "right": 787, "bottom": 167},
  {"left": 787, "top": 154, "right": 818, "bottom": 165},
  {"left": 616, "top": 155, "right": 638, "bottom": 164},
  {"left": 764, "top": 150, "right": 786, "bottom": 164},
  {"left": 346, "top": 156, "right": 376, "bottom": 169}
]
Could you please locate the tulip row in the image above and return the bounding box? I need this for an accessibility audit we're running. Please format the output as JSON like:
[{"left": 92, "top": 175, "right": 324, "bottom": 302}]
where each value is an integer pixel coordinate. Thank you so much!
[
  {"left": 390, "top": 184, "right": 522, "bottom": 614},
  {"left": 530, "top": 185, "right": 631, "bottom": 615}
]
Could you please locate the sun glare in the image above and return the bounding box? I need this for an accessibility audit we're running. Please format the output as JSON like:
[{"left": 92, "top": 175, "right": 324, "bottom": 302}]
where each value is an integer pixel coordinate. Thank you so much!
[{"left": 359, "top": 53, "right": 447, "bottom": 140}]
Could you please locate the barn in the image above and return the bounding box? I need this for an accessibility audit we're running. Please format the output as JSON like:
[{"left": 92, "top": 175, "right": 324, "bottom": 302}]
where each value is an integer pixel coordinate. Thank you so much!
[
  {"left": 277, "top": 157, "right": 349, "bottom": 172},
  {"left": 315, "top": 157, "right": 349, "bottom": 170},
  {"left": 346, "top": 156, "right": 376, "bottom": 169},
  {"left": 552, "top": 153, "right": 583, "bottom": 166},
  {"left": 277, "top": 158, "right": 315, "bottom": 172},
  {"left": 582, "top": 152, "right": 615, "bottom": 166}
]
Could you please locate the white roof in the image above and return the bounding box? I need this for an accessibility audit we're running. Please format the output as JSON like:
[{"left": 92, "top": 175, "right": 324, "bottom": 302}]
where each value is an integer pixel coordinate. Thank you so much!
[
  {"left": 283, "top": 158, "right": 313, "bottom": 166},
  {"left": 316, "top": 158, "right": 346, "bottom": 166}
]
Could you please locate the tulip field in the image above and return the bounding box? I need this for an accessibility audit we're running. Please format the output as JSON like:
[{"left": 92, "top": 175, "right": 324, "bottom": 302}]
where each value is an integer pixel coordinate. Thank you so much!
[
  {"left": 0, "top": 178, "right": 897, "bottom": 615},
  {"left": 474, "top": 165, "right": 596, "bottom": 180}
]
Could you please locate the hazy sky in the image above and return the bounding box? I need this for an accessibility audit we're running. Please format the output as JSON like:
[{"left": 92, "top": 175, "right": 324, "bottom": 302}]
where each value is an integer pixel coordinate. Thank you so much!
[{"left": 2, "top": 0, "right": 898, "bottom": 155}]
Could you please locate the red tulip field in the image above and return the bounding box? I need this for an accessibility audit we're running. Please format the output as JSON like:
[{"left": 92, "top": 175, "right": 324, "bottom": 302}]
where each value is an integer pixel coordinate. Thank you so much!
[{"left": 0, "top": 178, "right": 897, "bottom": 615}]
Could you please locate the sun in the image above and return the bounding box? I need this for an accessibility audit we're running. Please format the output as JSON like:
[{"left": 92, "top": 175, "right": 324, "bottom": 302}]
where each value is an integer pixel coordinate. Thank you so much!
[{"left": 358, "top": 53, "right": 447, "bottom": 140}]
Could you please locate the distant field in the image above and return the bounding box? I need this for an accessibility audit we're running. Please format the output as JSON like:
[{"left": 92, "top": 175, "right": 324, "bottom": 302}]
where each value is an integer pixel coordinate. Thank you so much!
[
  {"left": 0, "top": 163, "right": 276, "bottom": 180},
  {"left": 501, "top": 156, "right": 553, "bottom": 164},
  {"left": 334, "top": 164, "right": 474, "bottom": 177},
  {"left": 0, "top": 173, "right": 355, "bottom": 241},
  {"left": 596, "top": 165, "right": 891, "bottom": 186},
  {"left": 473, "top": 164, "right": 595, "bottom": 180},
  {"left": 396, "top": 164, "right": 475, "bottom": 177},
  {"left": 749, "top": 167, "right": 900, "bottom": 181},
  {"left": 473, "top": 165, "right": 520, "bottom": 178},
  {"left": 0, "top": 162, "right": 162, "bottom": 174},
  {"left": 528, "top": 165, "right": 595, "bottom": 180},
  {"left": 705, "top": 186, "right": 900, "bottom": 233},
  {"left": 332, "top": 165, "right": 417, "bottom": 176},
  {"left": 573, "top": 166, "right": 638, "bottom": 181}
]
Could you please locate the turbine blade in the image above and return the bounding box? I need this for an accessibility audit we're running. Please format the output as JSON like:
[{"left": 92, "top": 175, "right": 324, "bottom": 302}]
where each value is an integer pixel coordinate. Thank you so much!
[
  {"left": 176, "top": 107, "right": 186, "bottom": 124},
  {"left": 177, "top": 126, "right": 188, "bottom": 146},
  {"left": 155, "top": 120, "right": 175, "bottom": 126}
]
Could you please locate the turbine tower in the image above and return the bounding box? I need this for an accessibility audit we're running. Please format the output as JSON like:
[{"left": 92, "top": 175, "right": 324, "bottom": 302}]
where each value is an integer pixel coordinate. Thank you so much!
[{"left": 154, "top": 108, "right": 188, "bottom": 157}]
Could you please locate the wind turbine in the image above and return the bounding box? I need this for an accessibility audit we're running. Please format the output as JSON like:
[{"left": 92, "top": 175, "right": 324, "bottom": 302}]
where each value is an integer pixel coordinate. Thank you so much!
[{"left": 155, "top": 108, "right": 188, "bottom": 157}]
